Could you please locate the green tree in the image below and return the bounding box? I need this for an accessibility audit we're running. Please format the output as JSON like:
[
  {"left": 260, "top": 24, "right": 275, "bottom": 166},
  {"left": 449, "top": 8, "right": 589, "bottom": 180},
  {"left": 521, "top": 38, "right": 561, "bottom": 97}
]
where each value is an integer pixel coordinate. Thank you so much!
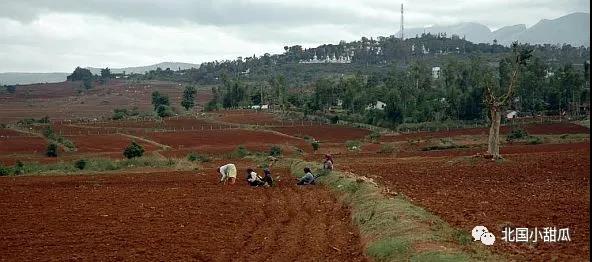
[
  {"left": 123, "top": 141, "right": 144, "bottom": 159},
  {"left": 181, "top": 85, "right": 197, "bottom": 110},
  {"left": 67, "top": 67, "right": 93, "bottom": 81}
]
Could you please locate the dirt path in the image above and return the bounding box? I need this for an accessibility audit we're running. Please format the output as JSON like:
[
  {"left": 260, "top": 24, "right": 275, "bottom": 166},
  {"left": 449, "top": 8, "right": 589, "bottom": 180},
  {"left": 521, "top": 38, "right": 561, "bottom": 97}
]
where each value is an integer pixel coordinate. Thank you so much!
[
  {"left": 0, "top": 169, "right": 366, "bottom": 261},
  {"left": 119, "top": 133, "right": 171, "bottom": 150}
]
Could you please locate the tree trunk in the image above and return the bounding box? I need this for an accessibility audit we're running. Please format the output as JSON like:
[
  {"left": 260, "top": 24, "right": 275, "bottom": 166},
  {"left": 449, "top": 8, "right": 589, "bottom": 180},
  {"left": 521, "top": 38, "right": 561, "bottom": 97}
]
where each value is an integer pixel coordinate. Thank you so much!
[{"left": 487, "top": 108, "right": 502, "bottom": 159}]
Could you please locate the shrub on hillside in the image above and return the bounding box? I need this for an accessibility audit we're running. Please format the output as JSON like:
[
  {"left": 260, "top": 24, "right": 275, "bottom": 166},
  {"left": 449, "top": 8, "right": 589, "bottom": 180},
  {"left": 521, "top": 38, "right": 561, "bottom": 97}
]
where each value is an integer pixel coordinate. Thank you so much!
[
  {"left": 0, "top": 165, "right": 10, "bottom": 176},
  {"left": 46, "top": 143, "right": 58, "bottom": 157},
  {"left": 346, "top": 140, "right": 362, "bottom": 151},
  {"left": 506, "top": 128, "right": 529, "bottom": 142},
  {"left": 311, "top": 140, "right": 320, "bottom": 152},
  {"left": 75, "top": 159, "right": 87, "bottom": 170},
  {"left": 269, "top": 145, "right": 282, "bottom": 157},
  {"left": 123, "top": 141, "right": 145, "bottom": 159},
  {"left": 187, "top": 152, "right": 210, "bottom": 163},
  {"left": 231, "top": 145, "right": 250, "bottom": 158}
]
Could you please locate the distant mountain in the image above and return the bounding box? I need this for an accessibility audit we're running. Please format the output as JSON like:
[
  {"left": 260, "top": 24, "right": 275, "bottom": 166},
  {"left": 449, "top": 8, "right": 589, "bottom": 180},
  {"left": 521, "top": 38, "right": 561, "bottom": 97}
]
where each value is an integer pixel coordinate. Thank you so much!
[
  {"left": 492, "top": 24, "right": 527, "bottom": 45},
  {"left": 1, "top": 62, "right": 201, "bottom": 85},
  {"left": 0, "top": 72, "right": 69, "bottom": 85},
  {"left": 399, "top": 12, "right": 590, "bottom": 46},
  {"left": 86, "top": 62, "right": 200, "bottom": 75},
  {"left": 516, "top": 12, "right": 590, "bottom": 47},
  {"left": 403, "top": 22, "right": 492, "bottom": 44}
]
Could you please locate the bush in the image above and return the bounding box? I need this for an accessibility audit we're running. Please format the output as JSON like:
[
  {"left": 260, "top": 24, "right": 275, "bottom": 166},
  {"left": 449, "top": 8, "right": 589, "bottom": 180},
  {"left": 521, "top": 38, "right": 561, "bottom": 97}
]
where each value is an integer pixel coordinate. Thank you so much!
[
  {"left": 74, "top": 159, "right": 87, "bottom": 170},
  {"left": 13, "top": 161, "right": 25, "bottom": 175},
  {"left": 123, "top": 141, "right": 145, "bottom": 159},
  {"left": 46, "top": 143, "right": 58, "bottom": 157},
  {"left": 311, "top": 140, "right": 320, "bottom": 152},
  {"left": 156, "top": 104, "right": 174, "bottom": 117},
  {"left": 379, "top": 143, "right": 396, "bottom": 154},
  {"left": 42, "top": 126, "right": 55, "bottom": 139},
  {"left": 368, "top": 130, "right": 381, "bottom": 143},
  {"left": 346, "top": 140, "right": 362, "bottom": 151},
  {"left": 526, "top": 136, "right": 543, "bottom": 145},
  {"left": 231, "top": 145, "right": 250, "bottom": 158},
  {"left": 187, "top": 152, "right": 210, "bottom": 162},
  {"left": 506, "top": 127, "right": 529, "bottom": 142},
  {"left": 269, "top": 145, "right": 282, "bottom": 157},
  {"left": 0, "top": 165, "right": 11, "bottom": 176},
  {"left": 330, "top": 115, "right": 339, "bottom": 124}
]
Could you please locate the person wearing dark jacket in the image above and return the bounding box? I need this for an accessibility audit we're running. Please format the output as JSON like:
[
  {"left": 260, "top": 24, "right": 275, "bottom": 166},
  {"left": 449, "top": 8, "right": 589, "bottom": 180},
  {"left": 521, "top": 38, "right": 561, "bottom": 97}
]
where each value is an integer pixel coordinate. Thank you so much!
[{"left": 262, "top": 168, "right": 274, "bottom": 187}]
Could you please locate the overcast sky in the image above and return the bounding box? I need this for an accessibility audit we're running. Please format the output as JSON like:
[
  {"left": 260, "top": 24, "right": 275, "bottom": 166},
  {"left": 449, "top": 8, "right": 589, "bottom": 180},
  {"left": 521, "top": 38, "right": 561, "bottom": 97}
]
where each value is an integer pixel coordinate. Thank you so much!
[{"left": 0, "top": 0, "right": 589, "bottom": 72}]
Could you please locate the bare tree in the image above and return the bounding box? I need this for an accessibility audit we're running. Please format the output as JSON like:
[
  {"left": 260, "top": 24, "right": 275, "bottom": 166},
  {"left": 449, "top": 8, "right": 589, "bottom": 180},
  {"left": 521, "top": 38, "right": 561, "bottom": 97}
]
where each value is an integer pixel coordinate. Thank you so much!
[{"left": 484, "top": 42, "right": 532, "bottom": 159}]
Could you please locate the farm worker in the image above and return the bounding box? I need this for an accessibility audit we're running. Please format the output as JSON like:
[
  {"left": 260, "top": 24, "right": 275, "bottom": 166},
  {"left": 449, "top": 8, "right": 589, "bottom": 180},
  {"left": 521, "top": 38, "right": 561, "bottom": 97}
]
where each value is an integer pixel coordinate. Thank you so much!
[
  {"left": 262, "top": 168, "right": 274, "bottom": 187},
  {"left": 323, "top": 154, "right": 334, "bottom": 171},
  {"left": 246, "top": 168, "right": 267, "bottom": 187},
  {"left": 217, "top": 164, "right": 237, "bottom": 185},
  {"left": 297, "top": 167, "right": 316, "bottom": 185}
]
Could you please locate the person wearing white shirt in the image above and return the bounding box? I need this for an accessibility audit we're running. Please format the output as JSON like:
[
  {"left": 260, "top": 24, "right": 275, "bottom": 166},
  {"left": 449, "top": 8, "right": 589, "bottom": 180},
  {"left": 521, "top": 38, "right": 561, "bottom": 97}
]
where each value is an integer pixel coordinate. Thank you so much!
[{"left": 217, "top": 163, "right": 237, "bottom": 185}]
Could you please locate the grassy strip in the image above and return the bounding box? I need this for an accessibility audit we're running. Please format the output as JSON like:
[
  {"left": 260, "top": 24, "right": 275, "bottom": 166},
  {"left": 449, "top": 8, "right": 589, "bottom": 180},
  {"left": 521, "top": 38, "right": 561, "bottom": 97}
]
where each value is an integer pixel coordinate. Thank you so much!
[
  {"left": 289, "top": 159, "right": 504, "bottom": 262},
  {"left": 0, "top": 156, "right": 200, "bottom": 176}
]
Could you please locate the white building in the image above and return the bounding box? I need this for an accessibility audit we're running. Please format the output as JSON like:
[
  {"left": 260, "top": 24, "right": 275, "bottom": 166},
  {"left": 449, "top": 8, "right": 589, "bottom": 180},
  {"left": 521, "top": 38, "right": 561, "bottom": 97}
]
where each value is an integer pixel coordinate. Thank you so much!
[
  {"left": 366, "top": 101, "right": 387, "bottom": 110},
  {"left": 432, "top": 67, "right": 441, "bottom": 79},
  {"left": 300, "top": 53, "right": 352, "bottom": 64},
  {"left": 506, "top": 110, "right": 518, "bottom": 119}
]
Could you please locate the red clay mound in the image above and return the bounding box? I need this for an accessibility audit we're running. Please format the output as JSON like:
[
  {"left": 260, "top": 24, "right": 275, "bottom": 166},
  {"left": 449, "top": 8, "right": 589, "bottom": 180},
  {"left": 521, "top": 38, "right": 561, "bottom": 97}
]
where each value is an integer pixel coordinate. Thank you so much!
[{"left": 0, "top": 169, "right": 366, "bottom": 261}]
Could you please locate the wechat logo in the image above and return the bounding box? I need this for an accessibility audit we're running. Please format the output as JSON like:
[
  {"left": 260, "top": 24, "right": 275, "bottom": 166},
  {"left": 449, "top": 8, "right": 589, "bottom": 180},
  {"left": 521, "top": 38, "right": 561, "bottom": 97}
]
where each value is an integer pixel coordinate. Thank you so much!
[{"left": 472, "top": 226, "right": 496, "bottom": 246}]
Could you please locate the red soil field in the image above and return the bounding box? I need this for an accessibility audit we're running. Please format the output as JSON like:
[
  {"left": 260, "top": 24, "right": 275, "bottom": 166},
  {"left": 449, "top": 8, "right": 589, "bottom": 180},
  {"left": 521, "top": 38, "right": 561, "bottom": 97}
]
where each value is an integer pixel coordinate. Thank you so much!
[
  {"left": 66, "top": 135, "right": 159, "bottom": 153},
  {"left": 338, "top": 143, "right": 590, "bottom": 261},
  {"left": 0, "top": 129, "right": 28, "bottom": 137},
  {"left": 145, "top": 129, "right": 306, "bottom": 151},
  {"left": 383, "top": 123, "right": 589, "bottom": 142},
  {"left": 0, "top": 168, "right": 366, "bottom": 261},
  {"left": 272, "top": 125, "right": 371, "bottom": 143},
  {"left": 0, "top": 137, "right": 47, "bottom": 154},
  {"left": 0, "top": 80, "right": 188, "bottom": 122}
]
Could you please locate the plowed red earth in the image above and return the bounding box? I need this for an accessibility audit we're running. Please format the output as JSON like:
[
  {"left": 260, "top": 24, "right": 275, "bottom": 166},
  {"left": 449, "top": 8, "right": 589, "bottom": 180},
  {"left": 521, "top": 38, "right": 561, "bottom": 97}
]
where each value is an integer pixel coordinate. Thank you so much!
[
  {"left": 339, "top": 143, "right": 590, "bottom": 261},
  {"left": 383, "top": 123, "right": 589, "bottom": 142},
  {"left": 0, "top": 168, "right": 366, "bottom": 261},
  {"left": 271, "top": 125, "right": 370, "bottom": 143},
  {"left": 0, "top": 137, "right": 47, "bottom": 154},
  {"left": 67, "top": 135, "right": 159, "bottom": 153},
  {"left": 145, "top": 129, "right": 306, "bottom": 151}
]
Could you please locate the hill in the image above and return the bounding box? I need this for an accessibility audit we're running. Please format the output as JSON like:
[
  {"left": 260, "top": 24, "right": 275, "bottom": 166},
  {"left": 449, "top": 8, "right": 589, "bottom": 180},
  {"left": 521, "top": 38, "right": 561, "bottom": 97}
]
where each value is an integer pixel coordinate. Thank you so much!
[
  {"left": 86, "top": 62, "right": 200, "bottom": 75},
  {"left": 399, "top": 12, "right": 590, "bottom": 46}
]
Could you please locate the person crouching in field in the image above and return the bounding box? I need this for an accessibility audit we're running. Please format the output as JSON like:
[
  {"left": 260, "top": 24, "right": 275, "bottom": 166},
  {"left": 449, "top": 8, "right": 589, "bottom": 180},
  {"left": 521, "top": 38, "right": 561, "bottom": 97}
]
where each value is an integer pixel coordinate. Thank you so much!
[
  {"left": 323, "top": 154, "right": 334, "bottom": 171},
  {"left": 246, "top": 168, "right": 267, "bottom": 187},
  {"left": 262, "top": 168, "right": 273, "bottom": 187},
  {"left": 217, "top": 163, "right": 237, "bottom": 185},
  {"left": 297, "top": 167, "right": 316, "bottom": 185}
]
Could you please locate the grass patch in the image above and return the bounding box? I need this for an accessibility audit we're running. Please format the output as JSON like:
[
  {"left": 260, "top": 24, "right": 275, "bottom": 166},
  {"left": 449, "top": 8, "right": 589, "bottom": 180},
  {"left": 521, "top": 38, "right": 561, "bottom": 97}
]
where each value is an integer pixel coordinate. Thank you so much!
[
  {"left": 367, "top": 237, "right": 410, "bottom": 260},
  {"left": 3, "top": 157, "right": 199, "bottom": 176},
  {"left": 410, "top": 251, "right": 470, "bottom": 262},
  {"left": 421, "top": 139, "right": 468, "bottom": 151},
  {"left": 289, "top": 160, "right": 503, "bottom": 261}
]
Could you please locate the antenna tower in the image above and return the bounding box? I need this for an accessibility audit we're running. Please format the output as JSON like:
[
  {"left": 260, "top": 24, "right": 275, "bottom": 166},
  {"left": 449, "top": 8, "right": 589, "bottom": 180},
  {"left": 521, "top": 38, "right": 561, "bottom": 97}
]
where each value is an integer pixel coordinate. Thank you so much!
[{"left": 400, "top": 3, "right": 404, "bottom": 40}]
